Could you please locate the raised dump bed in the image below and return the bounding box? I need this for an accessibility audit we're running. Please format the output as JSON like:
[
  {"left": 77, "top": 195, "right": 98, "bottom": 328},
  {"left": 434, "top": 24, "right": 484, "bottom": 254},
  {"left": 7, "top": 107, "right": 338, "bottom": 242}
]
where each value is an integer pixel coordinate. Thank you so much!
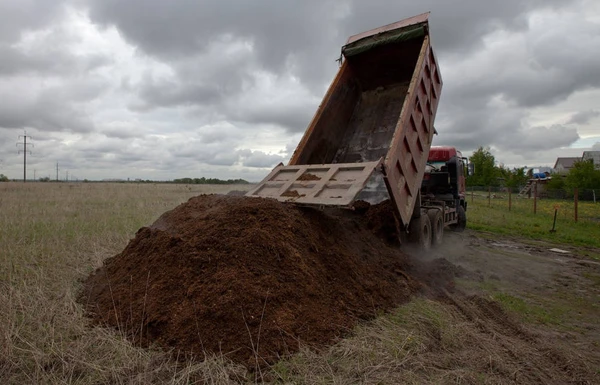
[{"left": 247, "top": 12, "right": 442, "bottom": 230}]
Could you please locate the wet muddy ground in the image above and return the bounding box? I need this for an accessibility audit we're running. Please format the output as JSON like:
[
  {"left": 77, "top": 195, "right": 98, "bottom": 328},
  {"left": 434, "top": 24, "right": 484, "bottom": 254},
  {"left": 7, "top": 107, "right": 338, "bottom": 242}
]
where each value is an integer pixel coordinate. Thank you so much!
[{"left": 410, "top": 230, "right": 600, "bottom": 383}]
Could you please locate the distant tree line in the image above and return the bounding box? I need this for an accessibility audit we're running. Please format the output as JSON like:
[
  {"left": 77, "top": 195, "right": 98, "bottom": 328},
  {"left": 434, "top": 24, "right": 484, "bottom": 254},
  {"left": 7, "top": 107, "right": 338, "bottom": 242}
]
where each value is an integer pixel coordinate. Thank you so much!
[
  {"left": 467, "top": 146, "right": 600, "bottom": 192},
  {"left": 0, "top": 174, "right": 250, "bottom": 184},
  {"left": 171, "top": 177, "right": 250, "bottom": 185}
]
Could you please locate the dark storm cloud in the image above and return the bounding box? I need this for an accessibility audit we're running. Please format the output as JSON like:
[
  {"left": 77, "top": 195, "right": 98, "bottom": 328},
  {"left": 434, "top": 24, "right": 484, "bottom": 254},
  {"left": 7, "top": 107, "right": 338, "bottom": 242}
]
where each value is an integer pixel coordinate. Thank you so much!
[
  {"left": 444, "top": 20, "right": 600, "bottom": 108},
  {"left": 86, "top": 0, "right": 343, "bottom": 70},
  {"left": 136, "top": 80, "right": 223, "bottom": 110},
  {"left": 86, "top": 0, "right": 345, "bottom": 116},
  {"left": 567, "top": 110, "right": 600, "bottom": 125},
  {"left": 0, "top": 1, "right": 113, "bottom": 136},
  {"left": 1, "top": 0, "right": 599, "bottom": 180},
  {"left": 100, "top": 126, "right": 142, "bottom": 139},
  {"left": 161, "top": 136, "right": 243, "bottom": 167},
  {"left": 86, "top": 0, "right": 572, "bottom": 76},
  {"left": 0, "top": 46, "right": 67, "bottom": 76},
  {"left": 227, "top": 98, "right": 316, "bottom": 133},
  {"left": 84, "top": 0, "right": 597, "bottom": 139},
  {"left": 0, "top": 79, "right": 104, "bottom": 133},
  {"left": 0, "top": 1, "right": 67, "bottom": 43},
  {"left": 0, "top": 37, "right": 111, "bottom": 77},
  {"left": 431, "top": 2, "right": 599, "bottom": 158},
  {"left": 496, "top": 124, "right": 579, "bottom": 152},
  {"left": 433, "top": 89, "right": 526, "bottom": 140},
  {"left": 0, "top": 99, "right": 95, "bottom": 133},
  {"left": 342, "top": 0, "right": 570, "bottom": 54},
  {"left": 126, "top": 35, "right": 258, "bottom": 113}
]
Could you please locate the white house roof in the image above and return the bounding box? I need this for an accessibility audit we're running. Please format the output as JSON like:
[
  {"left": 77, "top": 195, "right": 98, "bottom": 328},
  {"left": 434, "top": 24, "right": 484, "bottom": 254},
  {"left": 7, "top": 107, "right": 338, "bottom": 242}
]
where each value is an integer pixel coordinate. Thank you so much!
[{"left": 553, "top": 157, "right": 581, "bottom": 169}]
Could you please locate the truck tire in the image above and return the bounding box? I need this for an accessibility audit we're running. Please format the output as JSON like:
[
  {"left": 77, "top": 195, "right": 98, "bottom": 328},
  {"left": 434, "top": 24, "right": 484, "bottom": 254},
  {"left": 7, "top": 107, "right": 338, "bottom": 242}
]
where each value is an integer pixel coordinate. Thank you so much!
[
  {"left": 450, "top": 205, "right": 467, "bottom": 232},
  {"left": 427, "top": 209, "right": 444, "bottom": 246},
  {"left": 409, "top": 214, "right": 432, "bottom": 250}
]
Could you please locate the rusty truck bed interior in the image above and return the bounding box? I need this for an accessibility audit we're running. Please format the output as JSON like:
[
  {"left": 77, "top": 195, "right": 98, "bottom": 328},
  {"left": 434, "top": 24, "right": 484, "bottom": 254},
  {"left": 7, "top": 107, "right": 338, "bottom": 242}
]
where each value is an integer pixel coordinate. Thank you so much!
[{"left": 296, "top": 37, "right": 424, "bottom": 166}]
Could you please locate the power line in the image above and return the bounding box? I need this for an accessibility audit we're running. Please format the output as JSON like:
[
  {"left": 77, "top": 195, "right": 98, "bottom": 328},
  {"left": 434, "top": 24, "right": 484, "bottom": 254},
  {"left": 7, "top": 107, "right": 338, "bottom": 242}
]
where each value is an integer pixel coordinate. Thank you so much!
[{"left": 16, "top": 131, "right": 33, "bottom": 183}]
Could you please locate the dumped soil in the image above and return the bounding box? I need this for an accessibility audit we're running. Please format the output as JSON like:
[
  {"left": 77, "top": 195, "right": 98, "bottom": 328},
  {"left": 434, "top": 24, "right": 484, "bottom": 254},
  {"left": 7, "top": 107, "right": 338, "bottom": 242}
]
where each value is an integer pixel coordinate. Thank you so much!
[
  {"left": 280, "top": 190, "right": 304, "bottom": 198},
  {"left": 297, "top": 173, "right": 321, "bottom": 181},
  {"left": 80, "top": 195, "right": 421, "bottom": 367}
]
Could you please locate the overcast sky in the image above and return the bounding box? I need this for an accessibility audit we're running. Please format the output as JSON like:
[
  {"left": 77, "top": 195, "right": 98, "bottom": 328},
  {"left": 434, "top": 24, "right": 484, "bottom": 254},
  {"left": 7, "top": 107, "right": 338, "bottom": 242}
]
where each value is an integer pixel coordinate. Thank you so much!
[{"left": 1, "top": 0, "right": 599, "bottom": 181}]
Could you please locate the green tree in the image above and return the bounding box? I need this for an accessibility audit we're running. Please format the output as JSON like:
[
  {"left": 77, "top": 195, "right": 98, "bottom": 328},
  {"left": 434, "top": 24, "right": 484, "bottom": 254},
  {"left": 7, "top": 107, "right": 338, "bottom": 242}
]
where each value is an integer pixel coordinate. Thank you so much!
[
  {"left": 0, "top": 174, "right": 8, "bottom": 182},
  {"left": 498, "top": 167, "right": 528, "bottom": 189},
  {"left": 546, "top": 174, "right": 566, "bottom": 191},
  {"left": 467, "top": 146, "right": 500, "bottom": 186},
  {"left": 511, "top": 167, "right": 529, "bottom": 188},
  {"left": 565, "top": 159, "right": 600, "bottom": 190}
]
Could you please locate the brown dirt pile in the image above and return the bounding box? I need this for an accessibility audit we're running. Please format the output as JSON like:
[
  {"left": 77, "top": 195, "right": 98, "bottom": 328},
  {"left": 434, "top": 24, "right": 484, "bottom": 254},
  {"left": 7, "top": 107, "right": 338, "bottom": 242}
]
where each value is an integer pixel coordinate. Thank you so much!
[
  {"left": 297, "top": 172, "right": 321, "bottom": 181},
  {"left": 80, "top": 195, "right": 418, "bottom": 367}
]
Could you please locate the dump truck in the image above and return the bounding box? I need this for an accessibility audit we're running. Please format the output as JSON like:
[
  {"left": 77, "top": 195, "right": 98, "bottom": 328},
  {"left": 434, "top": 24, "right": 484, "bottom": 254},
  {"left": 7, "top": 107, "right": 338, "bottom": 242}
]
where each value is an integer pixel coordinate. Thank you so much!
[{"left": 246, "top": 12, "right": 467, "bottom": 248}]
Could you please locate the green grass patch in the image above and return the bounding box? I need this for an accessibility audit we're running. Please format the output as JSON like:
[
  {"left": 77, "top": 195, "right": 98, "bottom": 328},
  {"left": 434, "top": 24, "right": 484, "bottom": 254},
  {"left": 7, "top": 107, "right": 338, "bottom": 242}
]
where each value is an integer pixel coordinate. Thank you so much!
[
  {"left": 460, "top": 274, "right": 596, "bottom": 332},
  {"left": 492, "top": 293, "right": 566, "bottom": 325},
  {"left": 456, "top": 279, "right": 574, "bottom": 327},
  {"left": 466, "top": 194, "right": 600, "bottom": 250}
]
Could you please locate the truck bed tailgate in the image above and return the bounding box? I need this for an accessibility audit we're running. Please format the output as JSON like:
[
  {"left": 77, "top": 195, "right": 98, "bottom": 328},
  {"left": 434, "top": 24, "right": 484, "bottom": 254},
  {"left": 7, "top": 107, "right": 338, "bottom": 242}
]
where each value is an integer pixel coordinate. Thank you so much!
[{"left": 245, "top": 160, "right": 381, "bottom": 206}]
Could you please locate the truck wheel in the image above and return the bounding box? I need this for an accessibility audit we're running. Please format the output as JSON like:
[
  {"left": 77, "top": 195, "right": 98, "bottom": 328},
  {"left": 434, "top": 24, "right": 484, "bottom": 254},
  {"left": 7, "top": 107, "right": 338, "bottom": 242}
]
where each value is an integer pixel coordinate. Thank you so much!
[
  {"left": 409, "top": 214, "right": 432, "bottom": 250},
  {"left": 427, "top": 209, "right": 444, "bottom": 246},
  {"left": 450, "top": 205, "right": 467, "bottom": 232}
]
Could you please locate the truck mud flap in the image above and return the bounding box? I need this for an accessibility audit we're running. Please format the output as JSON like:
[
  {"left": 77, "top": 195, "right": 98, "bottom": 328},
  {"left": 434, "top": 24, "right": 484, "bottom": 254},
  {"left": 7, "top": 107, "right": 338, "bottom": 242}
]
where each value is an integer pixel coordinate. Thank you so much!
[{"left": 245, "top": 160, "right": 382, "bottom": 206}]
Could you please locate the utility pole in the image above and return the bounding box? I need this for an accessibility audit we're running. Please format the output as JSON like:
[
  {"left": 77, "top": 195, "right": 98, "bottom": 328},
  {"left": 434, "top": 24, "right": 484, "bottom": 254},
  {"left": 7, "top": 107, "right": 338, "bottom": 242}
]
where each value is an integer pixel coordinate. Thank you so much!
[
  {"left": 17, "top": 132, "right": 33, "bottom": 183},
  {"left": 56, "top": 163, "right": 59, "bottom": 182}
]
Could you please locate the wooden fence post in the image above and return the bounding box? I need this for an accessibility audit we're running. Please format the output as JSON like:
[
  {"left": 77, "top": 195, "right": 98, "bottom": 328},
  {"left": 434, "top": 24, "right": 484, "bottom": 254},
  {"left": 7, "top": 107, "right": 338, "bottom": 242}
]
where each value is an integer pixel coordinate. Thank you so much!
[
  {"left": 533, "top": 181, "right": 537, "bottom": 214},
  {"left": 574, "top": 187, "right": 578, "bottom": 222},
  {"left": 509, "top": 190, "right": 512, "bottom": 211}
]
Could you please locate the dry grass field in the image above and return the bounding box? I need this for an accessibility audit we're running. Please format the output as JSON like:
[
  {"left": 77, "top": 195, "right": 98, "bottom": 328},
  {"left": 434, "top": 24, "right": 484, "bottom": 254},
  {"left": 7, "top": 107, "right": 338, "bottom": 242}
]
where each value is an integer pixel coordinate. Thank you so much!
[
  {"left": 1, "top": 182, "right": 253, "bottom": 384},
  {"left": 1, "top": 182, "right": 598, "bottom": 384}
]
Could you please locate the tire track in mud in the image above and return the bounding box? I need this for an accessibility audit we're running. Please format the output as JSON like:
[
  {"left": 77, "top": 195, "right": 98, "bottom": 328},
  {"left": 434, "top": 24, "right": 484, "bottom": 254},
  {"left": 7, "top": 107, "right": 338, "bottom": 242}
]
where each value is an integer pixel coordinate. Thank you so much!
[
  {"left": 436, "top": 289, "right": 595, "bottom": 384},
  {"left": 401, "top": 251, "right": 596, "bottom": 384}
]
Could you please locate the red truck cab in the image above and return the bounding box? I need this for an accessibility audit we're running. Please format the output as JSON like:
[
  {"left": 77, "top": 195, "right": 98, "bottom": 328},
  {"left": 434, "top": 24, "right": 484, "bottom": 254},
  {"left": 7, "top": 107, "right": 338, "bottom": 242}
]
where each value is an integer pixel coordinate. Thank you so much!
[
  {"left": 427, "top": 146, "right": 466, "bottom": 200},
  {"left": 421, "top": 145, "right": 468, "bottom": 221}
]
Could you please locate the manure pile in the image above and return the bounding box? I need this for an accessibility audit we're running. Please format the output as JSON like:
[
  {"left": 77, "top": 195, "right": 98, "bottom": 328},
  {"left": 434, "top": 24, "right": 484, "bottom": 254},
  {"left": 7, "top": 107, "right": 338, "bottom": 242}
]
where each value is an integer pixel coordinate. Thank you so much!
[{"left": 80, "top": 195, "right": 422, "bottom": 367}]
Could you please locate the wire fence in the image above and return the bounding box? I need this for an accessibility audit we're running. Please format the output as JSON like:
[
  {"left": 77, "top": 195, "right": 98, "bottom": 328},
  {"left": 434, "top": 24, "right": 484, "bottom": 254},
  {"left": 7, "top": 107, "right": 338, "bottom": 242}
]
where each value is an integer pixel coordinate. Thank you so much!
[{"left": 467, "top": 184, "right": 599, "bottom": 223}]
